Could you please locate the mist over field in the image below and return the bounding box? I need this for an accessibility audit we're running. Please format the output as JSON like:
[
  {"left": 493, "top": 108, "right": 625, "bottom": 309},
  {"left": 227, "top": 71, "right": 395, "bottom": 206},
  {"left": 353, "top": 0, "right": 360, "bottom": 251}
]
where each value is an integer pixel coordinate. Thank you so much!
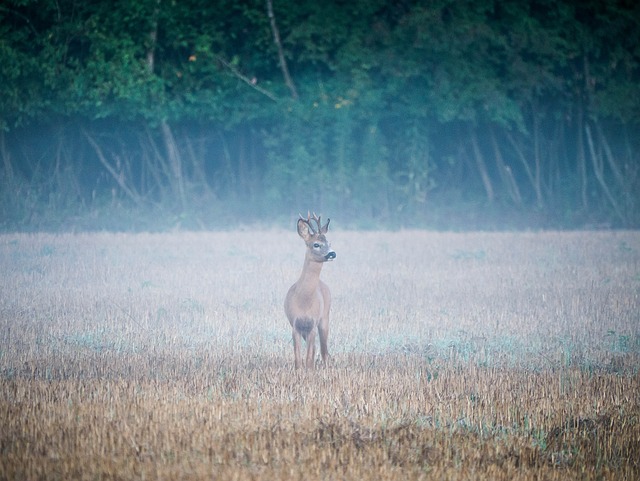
[
  {"left": 1, "top": 229, "right": 639, "bottom": 479},
  {"left": 2, "top": 230, "right": 638, "bottom": 364}
]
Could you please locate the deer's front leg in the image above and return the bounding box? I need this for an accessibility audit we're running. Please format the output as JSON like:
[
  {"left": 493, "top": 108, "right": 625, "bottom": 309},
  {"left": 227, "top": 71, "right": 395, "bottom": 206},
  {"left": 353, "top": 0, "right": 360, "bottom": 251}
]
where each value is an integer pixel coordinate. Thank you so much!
[
  {"left": 305, "top": 329, "right": 317, "bottom": 369},
  {"left": 292, "top": 329, "right": 303, "bottom": 369},
  {"left": 318, "top": 322, "right": 329, "bottom": 366}
]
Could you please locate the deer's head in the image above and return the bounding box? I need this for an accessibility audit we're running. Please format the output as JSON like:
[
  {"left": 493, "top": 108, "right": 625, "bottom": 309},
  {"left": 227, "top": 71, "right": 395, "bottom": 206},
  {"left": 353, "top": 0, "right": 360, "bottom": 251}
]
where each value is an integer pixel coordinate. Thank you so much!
[{"left": 297, "top": 212, "right": 336, "bottom": 263}]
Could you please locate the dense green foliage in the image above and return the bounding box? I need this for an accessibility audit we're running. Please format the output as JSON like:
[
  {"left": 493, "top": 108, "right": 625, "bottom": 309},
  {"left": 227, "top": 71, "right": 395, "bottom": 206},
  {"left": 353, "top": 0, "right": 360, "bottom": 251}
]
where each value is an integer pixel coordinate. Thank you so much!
[{"left": 1, "top": 0, "right": 639, "bottom": 230}]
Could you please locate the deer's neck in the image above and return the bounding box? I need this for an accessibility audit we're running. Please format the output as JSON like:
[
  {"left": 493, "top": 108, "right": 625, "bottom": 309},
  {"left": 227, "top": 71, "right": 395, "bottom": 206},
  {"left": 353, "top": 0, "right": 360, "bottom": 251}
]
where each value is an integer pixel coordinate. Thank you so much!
[{"left": 296, "top": 254, "right": 324, "bottom": 298}]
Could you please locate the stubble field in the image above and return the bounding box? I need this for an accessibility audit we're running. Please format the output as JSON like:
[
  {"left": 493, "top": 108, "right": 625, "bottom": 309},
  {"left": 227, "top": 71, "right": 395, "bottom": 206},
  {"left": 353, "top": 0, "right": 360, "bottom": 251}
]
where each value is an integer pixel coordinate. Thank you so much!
[{"left": 0, "top": 229, "right": 639, "bottom": 480}]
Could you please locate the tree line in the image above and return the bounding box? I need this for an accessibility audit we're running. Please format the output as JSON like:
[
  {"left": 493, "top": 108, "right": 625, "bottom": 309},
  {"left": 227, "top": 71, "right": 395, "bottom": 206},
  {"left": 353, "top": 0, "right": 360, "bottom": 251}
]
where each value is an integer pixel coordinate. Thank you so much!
[{"left": 1, "top": 0, "right": 638, "bottom": 230}]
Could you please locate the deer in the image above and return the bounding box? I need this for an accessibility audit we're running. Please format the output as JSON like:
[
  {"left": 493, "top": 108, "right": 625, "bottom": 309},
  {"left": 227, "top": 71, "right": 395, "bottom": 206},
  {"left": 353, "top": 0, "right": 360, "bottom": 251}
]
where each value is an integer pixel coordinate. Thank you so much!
[{"left": 284, "top": 213, "right": 336, "bottom": 369}]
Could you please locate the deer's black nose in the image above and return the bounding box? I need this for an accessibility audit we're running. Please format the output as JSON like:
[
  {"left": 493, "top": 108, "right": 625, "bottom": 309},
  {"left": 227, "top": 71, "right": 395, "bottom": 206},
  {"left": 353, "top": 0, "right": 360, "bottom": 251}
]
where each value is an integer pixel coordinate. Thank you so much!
[{"left": 325, "top": 251, "right": 336, "bottom": 260}]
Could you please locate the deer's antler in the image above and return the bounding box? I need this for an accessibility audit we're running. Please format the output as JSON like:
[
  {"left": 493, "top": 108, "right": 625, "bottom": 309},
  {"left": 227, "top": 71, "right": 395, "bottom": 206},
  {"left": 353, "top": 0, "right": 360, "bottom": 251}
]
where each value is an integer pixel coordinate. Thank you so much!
[
  {"left": 298, "top": 211, "right": 314, "bottom": 234},
  {"left": 311, "top": 212, "right": 323, "bottom": 234},
  {"left": 298, "top": 211, "right": 329, "bottom": 234}
]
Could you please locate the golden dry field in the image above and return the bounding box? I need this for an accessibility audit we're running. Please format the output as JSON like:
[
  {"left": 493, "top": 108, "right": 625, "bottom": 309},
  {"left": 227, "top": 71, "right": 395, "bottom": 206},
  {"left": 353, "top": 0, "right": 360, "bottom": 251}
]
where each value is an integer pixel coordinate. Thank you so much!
[{"left": 1, "top": 229, "right": 639, "bottom": 480}]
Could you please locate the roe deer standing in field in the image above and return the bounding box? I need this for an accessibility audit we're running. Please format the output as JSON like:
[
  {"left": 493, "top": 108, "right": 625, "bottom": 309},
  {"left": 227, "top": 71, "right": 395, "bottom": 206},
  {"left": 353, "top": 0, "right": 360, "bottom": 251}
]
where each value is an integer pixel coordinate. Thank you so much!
[{"left": 285, "top": 213, "right": 336, "bottom": 369}]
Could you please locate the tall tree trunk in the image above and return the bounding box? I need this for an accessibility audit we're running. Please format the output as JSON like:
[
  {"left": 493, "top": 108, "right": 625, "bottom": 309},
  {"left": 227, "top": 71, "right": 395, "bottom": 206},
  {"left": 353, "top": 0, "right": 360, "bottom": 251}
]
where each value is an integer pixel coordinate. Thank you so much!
[
  {"left": 266, "top": 0, "right": 298, "bottom": 100},
  {"left": 576, "top": 104, "right": 588, "bottom": 209},
  {"left": 146, "top": 0, "right": 160, "bottom": 73},
  {"left": 585, "top": 122, "right": 624, "bottom": 223},
  {"left": 184, "top": 132, "right": 212, "bottom": 197},
  {"left": 505, "top": 131, "right": 543, "bottom": 208},
  {"left": 0, "top": 130, "right": 14, "bottom": 182},
  {"left": 490, "top": 127, "right": 521, "bottom": 205},
  {"left": 143, "top": 127, "right": 167, "bottom": 192},
  {"left": 470, "top": 128, "right": 494, "bottom": 203},
  {"left": 593, "top": 118, "right": 625, "bottom": 189},
  {"left": 217, "top": 130, "right": 236, "bottom": 194},
  {"left": 160, "top": 122, "right": 187, "bottom": 209},
  {"left": 146, "top": 0, "right": 186, "bottom": 211},
  {"left": 531, "top": 109, "right": 543, "bottom": 209},
  {"left": 581, "top": 50, "right": 626, "bottom": 224}
]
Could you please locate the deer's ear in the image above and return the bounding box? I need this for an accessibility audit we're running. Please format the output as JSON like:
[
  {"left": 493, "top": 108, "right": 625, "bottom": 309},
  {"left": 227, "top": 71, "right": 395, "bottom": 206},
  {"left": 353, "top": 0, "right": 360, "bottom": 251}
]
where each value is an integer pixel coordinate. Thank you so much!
[
  {"left": 297, "top": 218, "right": 313, "bottom": 241},
  {"left": 320, "top": 218, "right": 330, "bottom": 234}
]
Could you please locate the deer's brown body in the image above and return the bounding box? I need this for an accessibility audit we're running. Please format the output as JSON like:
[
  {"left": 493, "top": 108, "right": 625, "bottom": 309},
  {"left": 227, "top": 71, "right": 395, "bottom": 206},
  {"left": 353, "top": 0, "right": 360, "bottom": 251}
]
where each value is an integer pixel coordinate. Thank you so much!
[{"left": 285, "top": 213, "right": 336, "bottom": 369}]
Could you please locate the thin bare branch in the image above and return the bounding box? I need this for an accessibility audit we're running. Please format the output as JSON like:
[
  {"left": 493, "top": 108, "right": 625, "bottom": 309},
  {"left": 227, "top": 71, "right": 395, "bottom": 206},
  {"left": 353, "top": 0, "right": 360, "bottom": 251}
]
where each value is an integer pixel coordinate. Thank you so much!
[
  {"left": 82, "top": 129, "right": 141, "bottom": 205},
  {"left": 216, "top": 55, "right": 278, "bottom": 102}
]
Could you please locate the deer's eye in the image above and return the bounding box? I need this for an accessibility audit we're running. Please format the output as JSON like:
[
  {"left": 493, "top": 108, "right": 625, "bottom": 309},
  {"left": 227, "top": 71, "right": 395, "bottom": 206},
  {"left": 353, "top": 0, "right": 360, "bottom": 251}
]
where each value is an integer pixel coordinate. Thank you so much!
[{"left": 313, "top": 243, "right": 321, "bottom": 248}]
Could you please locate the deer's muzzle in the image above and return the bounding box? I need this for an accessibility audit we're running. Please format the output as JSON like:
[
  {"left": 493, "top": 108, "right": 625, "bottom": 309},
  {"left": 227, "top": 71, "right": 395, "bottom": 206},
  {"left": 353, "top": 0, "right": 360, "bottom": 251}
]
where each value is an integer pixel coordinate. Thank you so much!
[{"left": 324, "top": 251, "right": 336, "bottom": 261}]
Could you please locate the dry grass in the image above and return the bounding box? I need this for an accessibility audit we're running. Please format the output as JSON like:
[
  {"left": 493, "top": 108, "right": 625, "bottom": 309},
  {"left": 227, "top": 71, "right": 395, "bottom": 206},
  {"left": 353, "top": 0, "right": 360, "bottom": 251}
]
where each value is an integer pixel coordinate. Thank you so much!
[{"left": 1, "top": 229, "right": 639, "bottom": 480}]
